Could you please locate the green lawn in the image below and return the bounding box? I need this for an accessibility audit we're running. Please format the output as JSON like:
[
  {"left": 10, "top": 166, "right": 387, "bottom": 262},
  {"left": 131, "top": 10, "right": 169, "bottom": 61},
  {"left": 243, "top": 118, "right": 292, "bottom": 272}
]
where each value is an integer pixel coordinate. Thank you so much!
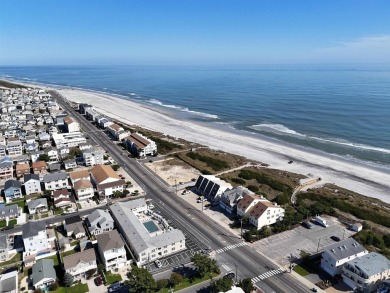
[
  {"left": 50, "top": 283, "right": 89, "bottom": 293},
  {"left": 293, "top": 264, "right": 311, "bottom": 276},
  {"left": 13, "top": 200, "right": 26, "bottom": 209},
  {"left": 157, "top": 273, "right": 219, "bottom": 293},
  {"left": 0, "top": 253, "right": 22, "bottom": 267},
  {"left": 105, "top": 272, "right": 122, "bottom": 284},
  {"left": 70, "top": 239, "right": 80, "bottom": 246},
  {"left": 8, "top": 219, "right": 17, "bottom": 226},
  {"left": 77, "top": 203, "right": 82, "bottom": 209},
  {"left": 54, "top": 209, "right": 63, "bottom": 215},
  {"left": 41, "top": 212, "right": 49, "bottom": 218},
  {"left": 43, "top": 254, "right": 60, "bottom": 266},
  {"left": 34, "top": 214, "right": 39, "bottom": 220},
  {"left": 0, "top": 220, "right": 6, "bottom": 228},
  {"left": 61, "top": 249, "right": 77, "bottom": 258}
]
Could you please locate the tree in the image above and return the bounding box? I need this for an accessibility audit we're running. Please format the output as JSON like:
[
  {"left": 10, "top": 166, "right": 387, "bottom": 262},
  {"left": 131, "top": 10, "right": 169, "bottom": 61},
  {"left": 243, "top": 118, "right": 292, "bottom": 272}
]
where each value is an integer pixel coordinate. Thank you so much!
[
  {"left": 38, "top": 154, "right": 50, "bottom": 162},
  {"left": 156, "top": 279, "right": 169, "bottom": 290},
  {"left": 63, "top": 272, "right": 74, "bottom": 287},
  {"left": 126, "top": 181, "right": 132, "bottom": 187},
  {"left": 238, "top": 278, "right": 255, "bottom": 293},
  {"left": 85, "top": 268, "right": 96, "bottom": 279},
  {"left": 69, "top": 148, "right": 81, "bottom": 158},
  {"left": 211, "top": 276, "right": 233, "bottom": 293},
  {"left": 111, "top": 164, "right": 120, "bottom": 171},
  {"left": 383, "top": 234, "right": 390, "bottom": 248},
  {"left": 191, "top": 254, "right": 220, "bottom": 278},
  {"left": 260, "top": 226, "right": 271, "bottom": 238},
  {"left": 50, "top": 281, "right": 59, "bottom": 291},
  {"left": 169, "top": 272, "right": 183, "bottom": 287},
  {"left": 127, "top": 265, "right": 156, "bottom": 293},
  {"left": 43, "top": 190, "right": 52, "bottom": 198},
  {"left": 122, "top": 190, "right": 130, "bottom": 197}
]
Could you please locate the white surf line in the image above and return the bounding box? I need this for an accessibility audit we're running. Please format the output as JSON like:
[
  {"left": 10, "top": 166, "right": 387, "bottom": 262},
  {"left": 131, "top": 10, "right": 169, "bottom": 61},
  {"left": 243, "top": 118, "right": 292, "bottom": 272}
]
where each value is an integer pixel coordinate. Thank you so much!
[
  {"left": 251, "top": 268, "right": 286, "bottom": 283},
  {"left": 215, "top": 242, "right": 247, "bottom": 254}
]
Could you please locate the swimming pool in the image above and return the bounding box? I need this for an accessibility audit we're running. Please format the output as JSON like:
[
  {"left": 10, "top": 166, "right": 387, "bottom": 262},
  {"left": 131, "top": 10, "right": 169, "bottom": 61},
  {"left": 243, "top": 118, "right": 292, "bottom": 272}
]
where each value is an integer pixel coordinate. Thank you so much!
[{"left": 143, "top": 221, "right": 160, "bottom": 233}]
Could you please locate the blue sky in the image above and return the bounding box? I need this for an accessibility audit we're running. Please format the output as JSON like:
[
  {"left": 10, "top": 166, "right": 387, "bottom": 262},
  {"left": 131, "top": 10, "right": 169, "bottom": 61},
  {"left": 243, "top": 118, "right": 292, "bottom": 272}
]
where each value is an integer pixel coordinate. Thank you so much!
[{"left": 1, "top": 0, "right": 390, "bottom": 65}]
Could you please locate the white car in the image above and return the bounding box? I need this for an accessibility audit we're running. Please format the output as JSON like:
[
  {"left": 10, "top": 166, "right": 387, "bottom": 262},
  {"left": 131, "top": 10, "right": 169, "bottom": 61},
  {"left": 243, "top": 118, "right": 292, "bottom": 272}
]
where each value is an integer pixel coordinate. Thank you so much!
[
  {"left": 148, "top": 204, "right": 155, "bottom": 209},
  {"left": 197, "top": 198, "right": 207, "bottom": 203},
  {"left": 155, "top": 260, "right": 162, "bottom": 268}
]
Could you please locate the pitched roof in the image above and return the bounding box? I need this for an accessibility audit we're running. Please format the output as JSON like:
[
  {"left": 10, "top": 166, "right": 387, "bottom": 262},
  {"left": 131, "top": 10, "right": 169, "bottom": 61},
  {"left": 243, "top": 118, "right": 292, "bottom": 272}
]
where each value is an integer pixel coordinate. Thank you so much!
[
  {"left": 4, "top": 179, "right": 22, "bottom": 190},
  {"left": 52, "top": 188, "right": 70, "bottom": 198},
  {"left": 97, "top": 179, "right": 125, "bottom": 190},
  {"left": 323, "top": 238, "right": 366, "bottom": 261},
  {"left": 32, "top": 160, "right": 47, "bottom": 169},
  {"left": 15, "top": 163, "right": 30, "bottom": 171},
  {"left": 0, "top": 234, "right": 7, "bottom": 249},
  {"left": 43, "top": 172, "right": 67, "bottom": 183},
  {"left": 22, "top": 221, "right": 46, "bottom": 238},
  {"left": 69, "top": 169, "right": 89, "bottom": 181},
  {"left": 74, "top": 179, "right": 93, "bottom": 190},
  {"left": 0, "top": 156, "right": 13, "bottom": 168},
  {"left": 87, "top": 209, "right": 114, "bottom": 231},
  {"left": 108, "top": 123, "right": 123, "bottom": 132},
  {"left": 96, "top": 230, "right": 125, "bottom": 252},
  {"left": 126, "top": 133, "right": 150, "bottom": 149},
  {"left": 64, "top": 215, "right": 82, "bottom": 225},
  {"left": 237, "top": 194, "right": 259, "bottom": 211},
  {"left": 31, "top": 259, "right": 56, "bottom": 286},
  {"left": 63, "top": 249, "right": 96, "bottom": 270},
  {"left": 249, "top": 201, "right": 279, "bottom": 219},
  {"left": 28, "top": 198, "right": 48, "bottom": 210},
  {"left": 346, "top": 252, "right": 390, "bottom": 278},
  {"left": 90, "top": 164, "right": 119, "bottom": 184},
  {"left": 24, "top": 173, "right": 40, "bottom": 183}
]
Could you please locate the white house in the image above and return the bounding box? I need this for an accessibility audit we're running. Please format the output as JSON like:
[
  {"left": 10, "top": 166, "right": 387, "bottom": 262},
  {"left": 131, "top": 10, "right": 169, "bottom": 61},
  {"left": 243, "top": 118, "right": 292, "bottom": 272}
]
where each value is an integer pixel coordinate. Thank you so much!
[
  {"left": 69, "top": 169, "right": 90, "bottom": 185},
  {"left": 45, "top": 147, "right": 59, "bottom": 162},
  {"left": 96, "top": 230, "right": 127, "bottom": 271},
  {"left": 52, "top": 132, "right": 86, "bottom": 148},
  {"left": 63, "top": 116, "right": 80, "bottom": 133},
  {"left": 51, "top": 189, "right": 73, "bottom": 209},
  {"left": 124, "top": 133, "right": 157, "bottom": 157},
  {"left": 82, "top": 147, "right": 105, "bottom": 167},
  {"left": 237, "top": 194, "right": 265, "bottom": 217},
  {"left": 63, "top": 249, "right": 97, "bottom": 279},
  {"left": 321, "top": 238, "right": 368, "bottom": 277},
  {"left": 22, "top": 221, "right": 49, "bottom": 258},
  {"left": 86, "top": 209, "right": 114, "bottom": 235},
  {"left": 43, "top": 172, "right": 68, "bottom": 190},
  {"left": 23, "top": 174, "right": 42, "bottom": 195},
  {"left": 73, "top": 179, "right": 94, "bottom": 201},
  {"left": 28, "top": 198, "right": 48, "bottom": 214},
  {"left": 31, "top": 259, "right": 57, "bottom": 290},
  {"left": 247, "top": 200, "right": 285, "bottom": 230},
  {"left": 106, "top": 123, "right": 127, "bottom": 141},
  {"left": 90, "top": 164, "right": 125, "bottom": 198}
]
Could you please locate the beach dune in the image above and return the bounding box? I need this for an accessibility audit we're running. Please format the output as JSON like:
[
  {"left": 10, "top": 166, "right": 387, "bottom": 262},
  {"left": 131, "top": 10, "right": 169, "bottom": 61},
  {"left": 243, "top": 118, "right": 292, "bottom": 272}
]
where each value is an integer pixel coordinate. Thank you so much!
[{"left": 54, "top": 88, "right": 390, "bottom": 204}]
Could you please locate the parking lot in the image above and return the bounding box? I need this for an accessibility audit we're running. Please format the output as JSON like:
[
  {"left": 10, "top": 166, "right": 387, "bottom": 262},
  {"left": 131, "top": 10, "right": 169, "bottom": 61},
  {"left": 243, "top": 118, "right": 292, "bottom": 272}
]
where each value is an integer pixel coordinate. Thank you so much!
[{"left": 250, "top": 216, "right": 356, "bottom": 267}]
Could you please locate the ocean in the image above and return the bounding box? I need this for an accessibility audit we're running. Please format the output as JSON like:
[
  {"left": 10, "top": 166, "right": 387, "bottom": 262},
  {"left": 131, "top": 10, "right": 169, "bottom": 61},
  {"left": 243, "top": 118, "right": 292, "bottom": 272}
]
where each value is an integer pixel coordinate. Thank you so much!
[{"left": 1, "top": 65, "right": 390, "bottom": 168}]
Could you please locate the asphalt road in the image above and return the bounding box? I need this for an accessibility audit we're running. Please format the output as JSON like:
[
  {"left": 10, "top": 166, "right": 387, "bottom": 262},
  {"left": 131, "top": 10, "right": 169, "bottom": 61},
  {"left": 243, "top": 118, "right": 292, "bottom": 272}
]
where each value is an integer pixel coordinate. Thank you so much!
[{"left": 50, "top": 91, "right": 310, "bottom": 293}]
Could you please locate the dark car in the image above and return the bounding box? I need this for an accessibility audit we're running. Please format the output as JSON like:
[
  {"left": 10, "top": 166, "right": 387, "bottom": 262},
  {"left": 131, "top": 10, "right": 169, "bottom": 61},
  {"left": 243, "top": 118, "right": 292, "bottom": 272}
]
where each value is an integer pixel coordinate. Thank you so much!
[
  {"left": 108, "top": 282, "right": 122, "bottom": 292},
  {"left": 225, "top": 272, "right": 236, "bottom": 279},
  {"left": 94, "top": 276, "right": 103, "bottom": 286},
  {"left": 301, "top": 221, "right": 315, "bottom": 229},
  {"left": 330, "top": 236, "right": 341, "bottom": 242},
  {"left": 149, "top": 160, "right": 153, "bottom": 163}
]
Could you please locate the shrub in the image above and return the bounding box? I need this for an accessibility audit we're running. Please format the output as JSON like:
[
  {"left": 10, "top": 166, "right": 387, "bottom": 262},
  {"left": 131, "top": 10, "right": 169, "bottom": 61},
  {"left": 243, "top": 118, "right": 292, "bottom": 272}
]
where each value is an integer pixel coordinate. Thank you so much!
[
  {"left": 169, "top": 272, "right": 183, "bottom": 287},
  {"left": 156, "top": 279, "right": 169, "bottom": 290},
  {"left": 232, "top": 177, "right": 246, "bottom": 185},
  {"left": 247, "top": 185, "right": 259, "bottom": 192}
]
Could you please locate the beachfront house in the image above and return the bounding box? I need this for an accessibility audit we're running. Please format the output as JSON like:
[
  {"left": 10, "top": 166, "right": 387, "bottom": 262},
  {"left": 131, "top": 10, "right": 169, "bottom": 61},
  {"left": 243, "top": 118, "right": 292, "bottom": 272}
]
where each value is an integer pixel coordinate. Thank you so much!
[
  {"left": 124, "top": 132, "right": 157, "bottom": 157},
  {"left": 219, "top": 186, "right": 253, "bottom": 214},
  {"left": 237, "top": 194, "right": 264, "bottom": 217},
  {"left": 194, "top": 175, "right": 233, "bottom": 204},
  {"left": 64, "top": 116, "right": 80, "bottom": 133},
  {"left": 247, "top": 200, "right": 285, "bottom": 230}
]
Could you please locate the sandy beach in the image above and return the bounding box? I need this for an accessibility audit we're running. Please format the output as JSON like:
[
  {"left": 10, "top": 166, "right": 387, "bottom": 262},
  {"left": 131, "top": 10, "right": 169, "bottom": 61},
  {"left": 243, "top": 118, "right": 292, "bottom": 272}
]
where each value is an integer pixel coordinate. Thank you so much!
[{"left": 45, "top": 87, "right": 389, "bottom": 204}]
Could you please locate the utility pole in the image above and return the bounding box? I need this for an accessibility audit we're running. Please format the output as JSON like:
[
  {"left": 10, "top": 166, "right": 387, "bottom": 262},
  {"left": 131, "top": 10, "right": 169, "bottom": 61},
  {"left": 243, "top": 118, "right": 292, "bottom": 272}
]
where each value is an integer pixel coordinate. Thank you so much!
[
  {"left": 343, "top": 229, "right": 346, "bottom": 240},
  {"left": 317, "top": 238, "right": 321, "bottom": 253},
  {"left": 288, "top": 254, "right": 293, "bottom": 272},
  {"left": 201, "top": 197, "right": 204, "bottom": 212},
  {"left": 174, "top": 178, "right": 177, "bottom": 195},
  {"left": 235, "top": 263, "right": 238, "bottom": 284},
  {"left": 240, "top": 217, "right": 243, "bottom": 239}
]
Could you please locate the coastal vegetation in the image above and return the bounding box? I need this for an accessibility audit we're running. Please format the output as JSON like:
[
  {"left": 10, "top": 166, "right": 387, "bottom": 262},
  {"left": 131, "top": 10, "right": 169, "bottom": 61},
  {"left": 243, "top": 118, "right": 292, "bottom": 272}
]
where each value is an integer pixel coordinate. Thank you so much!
[{"left": 0, "top": 80, "right": 27, "bottom": 88}]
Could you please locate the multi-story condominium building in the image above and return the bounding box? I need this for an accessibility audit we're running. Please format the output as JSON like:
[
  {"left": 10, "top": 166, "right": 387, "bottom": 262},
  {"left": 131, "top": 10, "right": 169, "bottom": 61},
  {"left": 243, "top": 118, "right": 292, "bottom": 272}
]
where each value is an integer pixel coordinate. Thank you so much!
[
  {"left": 15, "top": 163, "right": 30, "bottom": 178},
  {"left": 63, "top": 116, "right": 80, "bottom": 133},
  {"left": 321, "top": 238, "right": 368, "bottom": 277},
  {"left": 247, "top": 200, "right": 284, "bottom": 229},
  {"left": 28, "top": 198, "right": 48, "bottom": 214},
  {"left": 31, "top": 259, "right": 57, "bottom": 290},
  {"left": 194, "top": 175, "right": 233, "bottom": 204},
  {"left": 73, "top": 179, "right": 94, "bottom": 201},
  {"left": 125, "top": 132, "right": 157, "bottom": 157},
  {"left": 4, "top": 180, "right": 23, "bottom": 203},
  {"left": 85, "top": 209, "right": 114, "bottom": 236},
  {"left": 6, "top": 139, "right": 22, "bottom": 156},
  {"left": 96, "top": 230, "right": 127, "bottom": 271},
  {"left": 63, "top": 249, "right": 97, "bottom": 279},
  {"left": 22, "top": 221, "right": 49, "bottom": 257},
  {"left": 0, "top": 156, "right": 13, "bottom": 180},
  {"left": 110, "top": 199, "right": 186, "bottom": 266},
  {"left": 52, "top": 132, "right": 86, "bottom": 148},
  {"left": 90, "top": 164, "right": 125, "bottom": 198},
  {"left": 106, "top": 123, "right": 129, "bottom": 141},
  {"left": 82, "top": 147, "right": 105, "bottom": 167},
  {"left": 43, "top": 172, "right": 68, "bottom": 190},
  {"left": 342, "top": 252, "right": 390, "bottom": 293},
  {"left": 24, "top": 174, "right": 42, "bottom": 196},
  {"left": 0, "top": 145, "right": 6, "bottom": 157}
]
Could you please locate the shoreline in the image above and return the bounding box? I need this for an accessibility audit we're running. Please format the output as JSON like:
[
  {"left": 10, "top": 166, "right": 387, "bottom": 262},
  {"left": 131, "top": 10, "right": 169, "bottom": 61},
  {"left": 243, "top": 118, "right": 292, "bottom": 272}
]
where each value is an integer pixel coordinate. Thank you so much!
[{"left": 3, "top": 78, "right": 390, "bottom": 203}]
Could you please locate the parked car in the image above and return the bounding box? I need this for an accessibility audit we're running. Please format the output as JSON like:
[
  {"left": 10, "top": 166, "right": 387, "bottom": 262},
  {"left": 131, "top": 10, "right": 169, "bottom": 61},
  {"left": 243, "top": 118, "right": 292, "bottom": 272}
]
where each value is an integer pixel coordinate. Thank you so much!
[
  {"left": 330, "top": 236, "right": 341, "bottom": 242},
  {"left": 301, "top": 221, "right": 315, "bottom": 229},
  {"left": 108, "top": 282, "right": 122, "bottom": 292},
  {"left": 155, "top": 260, "right": 162, "bottom": 268},
  {"left": 149, "top": 160, "right": 153, "bottom": 163},
  {"left": 148, "top": 204, "right": 155, "bottom": 209},
  {"left": 197, "top": 198, "right": 207, "bottom": 203},
  {"left": 225, "top": 272, "right": 235, "bottom": 279},
  {"left": 94, "top": 276, "right": 103, "bottom": 286}
]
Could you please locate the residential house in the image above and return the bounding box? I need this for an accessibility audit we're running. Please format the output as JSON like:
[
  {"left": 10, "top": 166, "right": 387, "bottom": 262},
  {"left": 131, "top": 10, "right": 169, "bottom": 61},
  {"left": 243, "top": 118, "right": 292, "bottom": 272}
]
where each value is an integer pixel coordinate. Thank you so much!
[
  {"left": 6, "top": 139, "right": 22, "bottom": 156},
  {"left": 64, "top": 216, "right": 85, "bottom": 239},
  {"left": 106, "top": 123, "right": 128, "bottom": 141},
  {"left": 30, "top": 259, "right": 56, "bottom": 290},
  {"left": 247, "top": 200, "right": 285, "bottom": 229},
  {"left": 90, "top": 164, "right": 125, "bottom": 199},
  {"left": 194, "top": 175, "right": 232, "bottom": 204},
  {"left": 82, "top": 147, "right": 105, "bottom": 167},
  {"left": 321, "top": 238, "right": 368, "bottom": 277},
  {"left": 85, "top": 209, "right": 114, "bottom": 236},
  {"left": 219, "top": 186, "right": 253, "bottom": 214},
  {"left": 3, "top": 180, "right": 23, "bottom": 203},
  {"left": 48, "top": 162, "right": 61, "bottom": 172},
  {"left": 28, "top": 198, "right": 48, "bottom": 214},
  {"left": 51, "top": 189, "right": 73, "bottom": 209},
  {"left": 0, "top": 156, "right": 13, "bottom": 179},
  {"left": 69, "top": 169, "right": 90, "bottom": 185},
  {"left": 30, "top": 151, "right": 43, "bottom": 163},
  {"left": 98, "top": 118, "right": 113, "bottom": 128},
  {"left": 45, "top": 147, "right": 59, "bottom": 162},
  {"left": 0, "top": 270, "right": 18, "bottom": 293},
  {"left": 73, "top": 179, "right": 94, "bottom": 201},
  {"left": 64, "top": 116, "right": 80, "bottom": 133},
  {"left": 24, "top": 143, "right": 38, "bottom": 153},
  {"left": 96, "top": 230, "right": 127, "bottom": 271},
  {"left": 0, "top": 204, "right": 20, "bottom": 221},
  {"left": 0, "top": 145, "right": 6, "bottom": 157},
  {"left": 43, "top": 172, "right": 68, "bottom": 190},
  {"left": 63, "top": 249, "right": 97, "bottom": 279},
  {"left": 78, "top": 142, "right": 93, "bottom": 151},
  {"left": 58, "top": 146, "right": 70, "bottom": 158},
  {"left": 342, "top": 252, "right": 390, "bottom": 293},
  {"left": 63, "top": 159, "right": 76, "bottom": 170},
  {"left": 0, "top": 234, "right": 9, "bottom": 262},
  {"left": 125, "top": 132, "right": 157, "bottom": 157},
  {"left": 237, "top": 194, "right": 265, "bottom": 217},
  {"left": 22, "top": 221, "right": 49, "bottom": 257},
  {"left": 15, "top": 163, "right": 30, "bottom": 178},
  {"left": 23, "top": 174, "right": 42, "bottom": 196},
  {"left": 32, "top": 161, "right": 47, "bottom": 176}
]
